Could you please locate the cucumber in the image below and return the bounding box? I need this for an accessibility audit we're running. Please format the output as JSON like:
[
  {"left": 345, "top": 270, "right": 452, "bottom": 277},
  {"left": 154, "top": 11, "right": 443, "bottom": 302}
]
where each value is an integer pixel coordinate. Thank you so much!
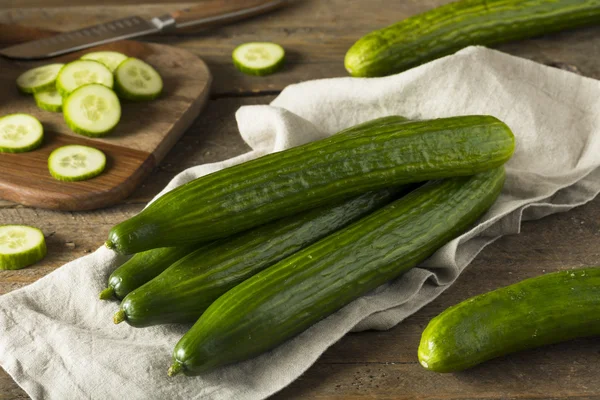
[
  {"left": 16, "top": 63, "right": 64, "bottom": 94},
  {"left": 48, "top": 145, "right": 106, "bottom": 182},
  {"left": 345, "top": 0, "right": 600, "bottom": 77},
  {"left": 114, "top": 188, "right": 401, "bottom": 327},
  {"left": 56, "top": 60, "right": 113, "bottom": 97},
  {"left": 168, "top": 167, "right": 506, "bottom": 376},
  {"left": 34, "top": 90, "right": 63, "bottom": 113},
  {"left": 106, "top": 115, "right": 515, "bottom": 255},
  {"left": 232, "top": 42, "right": 285, "bottom": 76},
  {"left": 81, "top": 51, "right": 128, "bottom": 72},
  {"left": 63, "top": 84, "right": 121, "bottom": 137},
  {"left": 418, "top": 267, "right": 600, "bottom": 373},
  {"left": 0, "top": 225, "right": 47, "bottom": 270},
  {"left": 114, "top": 58, "right": 163, "bottom": 101},
  {"left": 99, "top": 246, "right": 198, "bottom": 301},
  {"left": 0, "top": 113, "right": 44, "bottom": 153}
]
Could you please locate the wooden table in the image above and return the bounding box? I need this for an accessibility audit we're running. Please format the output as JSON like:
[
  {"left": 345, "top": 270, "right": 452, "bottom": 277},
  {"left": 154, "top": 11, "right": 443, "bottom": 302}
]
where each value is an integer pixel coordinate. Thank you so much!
[{"left": 1, "top": 1, "right": 600, "bottom": 399}]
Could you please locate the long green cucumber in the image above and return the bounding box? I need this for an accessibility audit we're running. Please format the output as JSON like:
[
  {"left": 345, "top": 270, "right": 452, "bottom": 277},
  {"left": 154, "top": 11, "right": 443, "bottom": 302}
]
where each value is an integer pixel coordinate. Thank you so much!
[
  {"left": 99, "top": 246, "right": 198, "bottom": 301},
  {"left": 418, "top": 267, "right": 600, "bottom": 373},
  {"left": 114, "top": 188, "right": 402, "bottom": 327},
  {"left": 345, "top": 0, "right": 600, "bottom": 77},
  {"left": 168, "top": 167, "right": 506, "bottom": 376},
  {"left": 106, "top": 115, "right": 514, "bottom": 255}
]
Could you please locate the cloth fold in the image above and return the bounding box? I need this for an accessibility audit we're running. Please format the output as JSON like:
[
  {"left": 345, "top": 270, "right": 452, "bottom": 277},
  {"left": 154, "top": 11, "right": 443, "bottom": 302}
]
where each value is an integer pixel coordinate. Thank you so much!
[{"left": 1, "top": 46, "right": 600, "bottom": 400}]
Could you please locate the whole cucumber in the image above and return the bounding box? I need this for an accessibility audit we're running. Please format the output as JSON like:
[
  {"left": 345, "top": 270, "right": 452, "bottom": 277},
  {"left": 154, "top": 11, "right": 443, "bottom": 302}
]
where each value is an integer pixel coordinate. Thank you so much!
[
  {"left": 114, "top": 188, "right": 401, "bottom": 327},
  {"left": 345, "top": 0, "right": 600, "bottom": 77},
  {"left": 107, "top": 115, "right": 514, "bottom": 255},
  {"left": 418, "top": 267, "right": 600, "bottom": 373},
  {"left": 99, "top": 245, "right": 198, "bottom": 301},
  {"left": 168, "top": 167, "right": 505, "bottom": 376}
]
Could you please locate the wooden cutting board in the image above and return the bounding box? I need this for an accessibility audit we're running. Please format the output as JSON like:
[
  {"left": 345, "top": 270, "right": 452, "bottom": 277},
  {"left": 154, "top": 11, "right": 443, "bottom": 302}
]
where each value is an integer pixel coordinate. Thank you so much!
[{"left": 0, "top": 27, "right": 211, "bottom": 211}]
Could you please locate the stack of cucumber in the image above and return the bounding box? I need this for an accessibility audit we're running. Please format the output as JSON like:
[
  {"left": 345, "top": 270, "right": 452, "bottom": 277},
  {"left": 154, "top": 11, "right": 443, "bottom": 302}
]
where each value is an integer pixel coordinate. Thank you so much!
[
  {"left": 102, "top": 114, "right": 516, "bottom": 376},
  {"left": 2, "top": 51, "right": 163, "bottom": 182}
]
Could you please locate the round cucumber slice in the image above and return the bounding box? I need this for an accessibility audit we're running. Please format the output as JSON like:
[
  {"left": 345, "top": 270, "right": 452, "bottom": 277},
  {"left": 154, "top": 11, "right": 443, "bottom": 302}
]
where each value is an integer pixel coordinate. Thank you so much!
[
  {"left": 81, "top": 51, "right": 128, "bottom": 72},
  {"left": 48, "top": 145, "right": 106, "bottom": 182},
  {"left": 34, "top": 90, "right": 63, "bottom": 113},
  {"left": 0, "top": 225, "right": 47, "bottom": 270},
  {"left": 0, "top": 113, "right": 44, "bottom": 153},
  {"left": 16, "top": 63, "right": 64, "bottom": 94},
  {"left": 114, "top": 58, "right": 163, "bottom": 101},
  {"left": 232, "top": 42, "right": 285, "bottom": 76},
  {"left": 56, "top": 60, "right": 114, "bottom": 97},
  {"left": 63, "top": 84, "right": 121, "bottom": 137}
]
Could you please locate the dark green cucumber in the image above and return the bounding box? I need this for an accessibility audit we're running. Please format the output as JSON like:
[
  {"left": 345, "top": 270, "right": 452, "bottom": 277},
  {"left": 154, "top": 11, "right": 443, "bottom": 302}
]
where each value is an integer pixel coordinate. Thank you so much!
[
  {"left": 99, "top": 246, "right": 198, "bottom": 301},
  {"left": 107, "top": 115, "right": 514, "bottom": 255},
  {"left": 114, "top": 188, "right": 402, "bottom": 327},
  {"left": 418, "top": 267, "right": 600, "bottom": 373},
  {"left": 168, "top": 167, "right": 506, "bottom": 376},
  {"left": 345, "top": 0, "right": 600, "bottom": 77}
]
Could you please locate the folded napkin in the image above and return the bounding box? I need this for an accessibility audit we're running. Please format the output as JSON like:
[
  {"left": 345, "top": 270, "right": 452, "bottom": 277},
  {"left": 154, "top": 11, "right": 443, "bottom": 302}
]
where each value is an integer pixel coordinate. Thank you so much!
[{"left": 2, "top": 46, "right": 600, "bottom": 400}]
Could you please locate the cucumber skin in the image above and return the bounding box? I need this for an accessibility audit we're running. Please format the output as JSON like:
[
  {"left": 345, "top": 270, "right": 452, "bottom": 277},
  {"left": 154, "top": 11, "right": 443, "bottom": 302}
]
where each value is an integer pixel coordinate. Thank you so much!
[
  {"left": 418, "top": 267, "right": 600, "bottom": 373},
  {"left": 119, "top": 188, "right": 401, "bottom": 327},
  {"left": 171, "top": 167, "right": 505, "bottom": 375},
  {"left": 0, "top": 113, "right": 44, "bottom": 154},
  {"left": 62, "top": 84, "right": 121, "bottom": 138},
  {"left": 345, "top": 0, "right": 600, "bottom": 77},
  {"left": 107, "top": 115, "right": 515, "bottom": 255},
  {"left": 105, "top": 246, "right": 197, "bottom": 300},
  {"left": 114, "top": 58, "right": 163, "bottom": 101},
  {"left": 232, "top": 43, "right": 286, "bottom": 76}
]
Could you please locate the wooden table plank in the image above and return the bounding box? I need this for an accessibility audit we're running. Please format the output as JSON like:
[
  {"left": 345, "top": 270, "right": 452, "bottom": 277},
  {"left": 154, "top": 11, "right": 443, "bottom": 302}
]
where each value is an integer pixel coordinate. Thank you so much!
[{"left": 2, "top": 1, "right": 599, "bottom": 95}]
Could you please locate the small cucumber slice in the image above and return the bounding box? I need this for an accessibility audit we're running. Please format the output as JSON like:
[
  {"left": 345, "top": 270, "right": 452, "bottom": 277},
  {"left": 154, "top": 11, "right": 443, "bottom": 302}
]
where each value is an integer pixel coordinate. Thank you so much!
[
  {"left": 34, "top": 90, "right": 63, "bottom": 113},
  {"left": 48, "top": 145, "right": 106, "bottom": 182},
  {"left": 81, "top": 51, "right": 128, "bottom": 72},
  {"left": 63, "top": 84, "right": 121, "bottom": 137},
  {"left": 56, "top": 60, "right": 113, "bottom": 97},
  {"left": 0, "top": 225, "right": 47, "bottom": 270},
  {"left": 114, "top": 58, "right": 163, "bottom": 101},
  {"left": 16, "top": 63, "right": 64, "bottom": 94},
  {"left": 232, "top": 42, "right": 285, "bottom": 76},
  {"left": 0, "top": 114, "right": 43, "bottom": 153}
]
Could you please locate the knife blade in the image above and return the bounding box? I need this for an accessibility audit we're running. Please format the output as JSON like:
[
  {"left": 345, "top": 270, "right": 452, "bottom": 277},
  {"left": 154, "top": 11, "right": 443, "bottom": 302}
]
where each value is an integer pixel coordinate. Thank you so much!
[{"left": 0, "top": 0, "right": 292, "bottom": 60}]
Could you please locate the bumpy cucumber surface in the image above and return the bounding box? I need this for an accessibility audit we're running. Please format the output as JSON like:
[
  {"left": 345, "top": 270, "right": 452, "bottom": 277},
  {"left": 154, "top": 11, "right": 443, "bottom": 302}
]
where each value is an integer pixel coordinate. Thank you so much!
[
  {"left": 100, "top": 246, "right": 198, "bottom": 301},
  {"left": 168, "top": 167, "right": 506, "bottom": 376},
  {"left": 418, "top": 267, "right": 600, "bottom": 373},
  {"left": 345, "top": 0, "right": 600, "bottom": 77},
  {"left": 115, "top": 188, "right": 401, "bottom": 327},
  {"left": 107, "top": 115, "right": 514, "bottom": 255}
]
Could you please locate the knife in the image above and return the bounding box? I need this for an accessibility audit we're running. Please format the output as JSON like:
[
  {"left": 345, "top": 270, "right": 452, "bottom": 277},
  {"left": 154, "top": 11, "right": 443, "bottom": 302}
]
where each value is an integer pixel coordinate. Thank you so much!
[{"left": 0, "top": 0, "right": 293, "bottom": 60}]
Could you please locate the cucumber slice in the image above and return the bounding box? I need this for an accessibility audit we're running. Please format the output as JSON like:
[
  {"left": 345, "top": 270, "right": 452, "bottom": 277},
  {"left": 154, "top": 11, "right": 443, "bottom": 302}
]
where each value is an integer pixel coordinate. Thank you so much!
[
  {"left": 114, "top": 58, "right": 163, "bottom": 101},
  {"left": 0, "top": 225, "right": 47, "bottom": 270},
  {"left": 34, "top": 90, "right": 63, "bottom": 113},
  {"left": 232, "top": 42, "right": 285, "bottom": 76},
  {"left": 48, "top": 145, "right": 106, "bottom": 182},
  {"left": 81, "top": 51, "right": 128, "bottom": 72},
  {"left": 0, "top": 114, "right": 44, "bottom": 153},
  {"left": 16, "top": 63, "right": 64, "bottom": 94},
  {"left": 63, "top": 84, "right": 121, "bottom": 137},
  {"left": 56, "top": 60, "right": 113, "bottom": 97}
]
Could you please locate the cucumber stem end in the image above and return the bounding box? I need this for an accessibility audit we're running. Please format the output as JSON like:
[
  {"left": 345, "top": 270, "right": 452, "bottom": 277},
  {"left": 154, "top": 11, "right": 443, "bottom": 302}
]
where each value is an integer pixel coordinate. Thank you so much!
[
  {"left": 105, "top": 240, "right": 116, "bottom": 250},
  {"left": 113, "top": 309, "right": 127, "bottom": 324},
  {"left": 167, "top": 362, "right": 183, "bottom": 377},
  {"left": 99, "top": 287, "right": 115, "bottom": 300}
]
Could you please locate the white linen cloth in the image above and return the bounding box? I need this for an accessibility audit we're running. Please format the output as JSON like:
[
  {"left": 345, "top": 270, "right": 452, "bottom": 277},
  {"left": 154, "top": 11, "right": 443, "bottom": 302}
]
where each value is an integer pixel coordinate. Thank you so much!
[{"left": 1, "top": 46, "right": 600, "bottom": 399}]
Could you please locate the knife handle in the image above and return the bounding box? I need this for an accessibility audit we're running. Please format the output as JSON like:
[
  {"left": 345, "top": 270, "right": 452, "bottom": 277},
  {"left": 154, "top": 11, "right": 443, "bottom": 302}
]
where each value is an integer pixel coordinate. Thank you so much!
[{"left": 171, "top": 0, "right": 292, "bottom": 30}]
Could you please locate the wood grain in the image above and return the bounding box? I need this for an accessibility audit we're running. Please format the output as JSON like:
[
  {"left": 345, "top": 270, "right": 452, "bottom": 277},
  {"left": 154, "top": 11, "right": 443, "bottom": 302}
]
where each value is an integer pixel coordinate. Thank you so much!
[
  {"left": 1, "top": 1, "right": 599, "bottom": 95},
  {"left": 0, "top": 39, "right": 211, "bottom": 210},
  {"left": 171, "top": 0, "right": 292, "bottom": 30}
]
